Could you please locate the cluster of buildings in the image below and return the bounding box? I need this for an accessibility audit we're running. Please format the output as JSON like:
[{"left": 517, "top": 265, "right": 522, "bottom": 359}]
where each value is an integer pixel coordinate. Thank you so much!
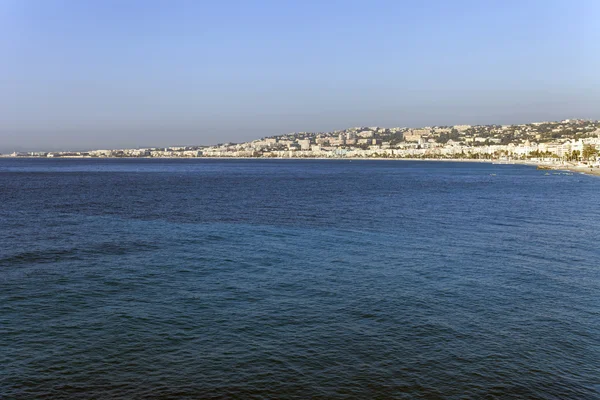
[{"left": 4, "top": 119, "right": 600, "bottom": 163}]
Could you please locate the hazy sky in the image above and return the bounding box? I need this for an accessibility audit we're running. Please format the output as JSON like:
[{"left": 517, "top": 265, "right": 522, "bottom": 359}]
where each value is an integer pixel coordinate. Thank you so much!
[{"left": 1, "top": 0, "right": 599, "bottom": 151}]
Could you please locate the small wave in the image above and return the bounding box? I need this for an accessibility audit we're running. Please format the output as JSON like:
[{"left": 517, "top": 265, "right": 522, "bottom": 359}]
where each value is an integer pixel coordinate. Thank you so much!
[
  {"left": 0, "top": 248, "right": 81, "bottom": 267},
  {"left": 0, "top": 241, "right": 160, "bottom": 268}
]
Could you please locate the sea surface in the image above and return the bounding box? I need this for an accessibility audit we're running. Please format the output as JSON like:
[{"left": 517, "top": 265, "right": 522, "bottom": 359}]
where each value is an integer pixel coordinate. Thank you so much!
[{"left": 1, "top": 158, "right": 599, "bottom": 399}]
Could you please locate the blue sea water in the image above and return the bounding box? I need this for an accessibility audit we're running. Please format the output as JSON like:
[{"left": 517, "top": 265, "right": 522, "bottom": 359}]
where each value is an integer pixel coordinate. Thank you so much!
[{"left": 1, "top": 158, "right": 599, "bottom": 399}]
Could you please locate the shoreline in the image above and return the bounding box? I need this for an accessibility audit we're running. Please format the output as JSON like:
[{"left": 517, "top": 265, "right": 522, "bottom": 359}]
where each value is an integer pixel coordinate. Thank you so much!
[
  {"left": 1, "top": 155, "right": 598, "bottom": 176},
  {"left": 0, "top": 155, "right": 534, "bottom": 163},
  {"left": 550, "top": 165, "right": 600, "bottom": 177}
]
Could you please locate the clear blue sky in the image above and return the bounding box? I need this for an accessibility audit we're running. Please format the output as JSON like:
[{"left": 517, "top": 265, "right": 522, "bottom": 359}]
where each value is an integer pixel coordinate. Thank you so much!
[{"left": 1, "top": 0, "right": 599, "bottom": 151}]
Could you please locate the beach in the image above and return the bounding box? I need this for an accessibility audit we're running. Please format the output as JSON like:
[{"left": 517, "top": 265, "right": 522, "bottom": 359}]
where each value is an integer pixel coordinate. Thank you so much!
[{"left": 556, "top": 165, "right": 600, "bottom": 177}]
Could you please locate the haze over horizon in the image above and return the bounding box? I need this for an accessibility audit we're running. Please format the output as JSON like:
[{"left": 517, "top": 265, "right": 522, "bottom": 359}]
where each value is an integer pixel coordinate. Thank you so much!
[{"left": 2, "top": 0, "right": 599, "bottom": 153}]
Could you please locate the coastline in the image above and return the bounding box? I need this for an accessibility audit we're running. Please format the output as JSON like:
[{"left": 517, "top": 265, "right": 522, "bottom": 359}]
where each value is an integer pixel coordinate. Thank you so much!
[
  {"left": 2, "top": 155, "right": 599, "bottom": 176},
  {"left": 551, "top": 165, "right": 600, "bottom": 177},
  {"left": 0, "top": 155, "right": 531, "bottom": 163}
]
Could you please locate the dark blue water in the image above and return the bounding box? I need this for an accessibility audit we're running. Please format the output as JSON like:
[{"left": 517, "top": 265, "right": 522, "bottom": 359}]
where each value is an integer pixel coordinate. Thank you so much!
[{"left": 1, "top": 159, "right": 599, "bottom": 399}]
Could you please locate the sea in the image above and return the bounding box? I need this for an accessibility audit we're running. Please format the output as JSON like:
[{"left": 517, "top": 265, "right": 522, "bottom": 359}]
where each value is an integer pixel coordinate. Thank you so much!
[{"left": 1, "top": 158, "right": 599, "bottom": 399}]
